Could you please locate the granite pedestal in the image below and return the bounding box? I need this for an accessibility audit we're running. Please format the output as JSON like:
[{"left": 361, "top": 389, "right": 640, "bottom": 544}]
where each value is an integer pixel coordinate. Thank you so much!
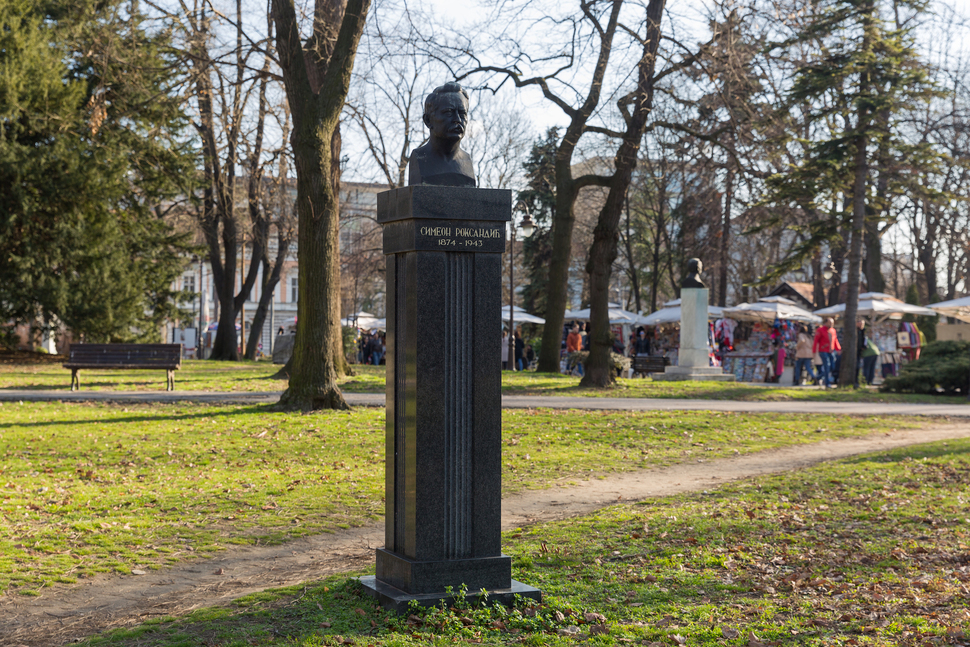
[
  {"left": 360, "top": 185, "right": 541, "bottom": 612},
  {"left": 654, "top": 287, "right": 734, "bottom": 382}
]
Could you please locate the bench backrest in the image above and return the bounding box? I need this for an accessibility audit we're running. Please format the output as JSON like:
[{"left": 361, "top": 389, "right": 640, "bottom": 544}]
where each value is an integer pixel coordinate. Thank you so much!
[
  {"left": 632, "top": 355, "right": 668, "bottom": 373},
  {"left": 67, "top": 343, "right": 182, "bottom": 367}
]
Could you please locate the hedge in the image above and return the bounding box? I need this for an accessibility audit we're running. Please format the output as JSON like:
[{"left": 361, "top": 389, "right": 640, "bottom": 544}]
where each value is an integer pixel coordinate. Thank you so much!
[{"left": 880, "top": 340, "right": 970, "bottom": 395}]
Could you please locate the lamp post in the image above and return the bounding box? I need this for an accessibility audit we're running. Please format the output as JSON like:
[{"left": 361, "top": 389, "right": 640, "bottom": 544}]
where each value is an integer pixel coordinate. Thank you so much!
[
  {"left": 508, "top": 202, "right": 535, "bottom": 371},
  {"left": 198, "top": 256, "right": 205, "bottom": 359}
]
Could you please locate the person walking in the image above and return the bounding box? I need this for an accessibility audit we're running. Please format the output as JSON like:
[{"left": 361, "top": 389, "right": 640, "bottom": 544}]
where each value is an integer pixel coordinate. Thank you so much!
[
  {"left": 367, "top": 333, "right": 383, "bottom": 366},
  {"left": 501, "top": 329, "right": 509, "bottom": 370},
  {"left": 513, "top": 329, "right": 525, "bottom": 371},
  {"left": 634, "top": 328, "right": 651, "bottom": 356},
  {"left": 566, "top": 324, "right": 584, "bottom": 376},
  {"left": 793, "top": 324, "right": 817, "bottom": 386},
  {"left": 858, "top": 320, "right": 879, "bottom": 385},
  {"left": 812, "top": 317, "right": 841, "bottom": 387}
]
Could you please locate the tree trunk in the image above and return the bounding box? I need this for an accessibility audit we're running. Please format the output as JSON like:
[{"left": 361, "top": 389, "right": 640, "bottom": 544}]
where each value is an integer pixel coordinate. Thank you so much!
[
  {"left": 828, "top": 198, "right": 850, "bottom": 307},
  {"left": 839, "top": 132, "right": 866, "bottom": 388},
  {"left": 536, "top": 142, "right": 581, "bottom": 373},
  {"left": 271, "top": 0, "right": 369, "bottom": 409},
  {"left": 581, "top": 0, "right": 665, "bottom": 388},
  {"left": 245, "top": 237, "right": 289, "bottom": 359},
  {"left": 622, "top": 195, "right": 642, "bottom": 313},
  {"left": 718, "top": 166, "right": 733, "bottom": 307},
  {"left": 863, "top": 216, "right": 885, "bottom": 294},
  {"left": 863, "top": 129, "right": 890, "bottom": 294},
  {"left": 838, "top": 0, "right": 873, "bottom": 388},
  {"left": 277, "top": 121, "right": 349, "bottom": 410},
  {"left": 532, "top": 1, "right": 624, "bottom": 374},
  {"left": 811, "top": 252, "right": 825, "bottom": 308}
]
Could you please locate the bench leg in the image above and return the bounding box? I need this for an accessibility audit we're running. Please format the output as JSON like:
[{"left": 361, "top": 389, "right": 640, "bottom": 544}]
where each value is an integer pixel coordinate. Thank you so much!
[
  {"left": 71, "top": 369, "right": 79, "bottom": 391},
  {"left": 167, "top": 369, "right": 174, "bottom": 391}
]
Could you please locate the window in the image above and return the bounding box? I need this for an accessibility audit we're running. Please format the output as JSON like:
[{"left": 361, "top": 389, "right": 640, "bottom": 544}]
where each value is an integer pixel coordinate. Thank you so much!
[
  {"left": 290, "top": 276, "right": 299, "bottom": 302},
  {"left": 184, "top": 276, "right": 195, "bottom": 293}
]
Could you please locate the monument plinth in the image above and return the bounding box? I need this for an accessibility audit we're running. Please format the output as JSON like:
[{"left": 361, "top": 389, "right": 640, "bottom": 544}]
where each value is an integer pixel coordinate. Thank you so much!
[
  {"left": 359, "top": 185, "right": 541, "bottom": 611},
  {"left": 654, "top": 259, "right": 734, "bottom": 382}
]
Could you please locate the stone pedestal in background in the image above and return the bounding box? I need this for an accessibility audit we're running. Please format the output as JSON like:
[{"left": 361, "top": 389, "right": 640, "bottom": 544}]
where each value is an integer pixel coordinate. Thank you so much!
[
  {"left": 359, "top": 185, "right": 541, "bottom": 612},
  {"left": 655, "top": 287, "right": 734, "bottom": 381}
]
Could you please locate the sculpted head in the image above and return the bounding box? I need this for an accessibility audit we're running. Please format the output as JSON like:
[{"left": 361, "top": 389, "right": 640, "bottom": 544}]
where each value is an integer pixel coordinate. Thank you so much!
[
  {"left": 681, "top": 257, "right": 706, "bottom": 288},
  {"left": 423, "top": 82, "right": 470, "bottom": 145}
]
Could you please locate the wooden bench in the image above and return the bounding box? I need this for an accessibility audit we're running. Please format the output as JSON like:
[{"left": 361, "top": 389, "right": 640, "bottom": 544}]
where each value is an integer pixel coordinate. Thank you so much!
[
  {"left": 632, "top": 354, "right": 668, "bottom": 377},
  {"left": 64, "top": 344, "right": 182, "bottom": 391}
]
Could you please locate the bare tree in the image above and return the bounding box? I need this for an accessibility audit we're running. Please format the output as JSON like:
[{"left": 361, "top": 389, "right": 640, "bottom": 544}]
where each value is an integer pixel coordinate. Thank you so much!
[{"left": 271, "top": 0, "right": 370, "bottom": 410}]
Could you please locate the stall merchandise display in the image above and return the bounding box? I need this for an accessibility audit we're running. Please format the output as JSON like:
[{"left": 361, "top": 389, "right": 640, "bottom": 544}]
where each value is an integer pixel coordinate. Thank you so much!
[
  {"left": 720, "top": 319, "right": 799, "bottom": 382},
  {"left": 868, "top": 320, "right": 900, "bottom": 378},
  {"left": 652, "top": 324, "right": 679, "bottom": 366},
  {"left": 723, "top": 354, "right": 773, "bottom": 382}
]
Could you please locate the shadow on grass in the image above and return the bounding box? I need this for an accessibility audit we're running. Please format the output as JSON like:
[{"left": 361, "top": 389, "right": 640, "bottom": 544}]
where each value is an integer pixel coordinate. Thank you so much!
[
  {"left": 838, "top": 437, "right": 970, "bottom": 463},
  {"left": 0, "top": 403, "right": 313, "bottom": 430}
]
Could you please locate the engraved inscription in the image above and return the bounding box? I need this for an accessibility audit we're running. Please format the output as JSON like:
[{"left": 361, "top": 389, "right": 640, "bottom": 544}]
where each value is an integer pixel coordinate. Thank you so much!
[
  {"left": 420, "top": 224, "right": 502, "bottom": 249},
  {"left": 384, "top": 219, "right": 506, "bottom": 254}
]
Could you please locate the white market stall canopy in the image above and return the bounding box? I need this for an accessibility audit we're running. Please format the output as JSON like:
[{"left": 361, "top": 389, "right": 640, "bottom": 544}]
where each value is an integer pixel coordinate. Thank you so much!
[
  {"left": 814, "top": 294, "right": 936, "bottom": 320},
  {"left": 501, "top": 305, "right": 545, "bottom": 325},
  {"left": 639, "top": 298, "right": 725, "bottom": 326},
  {"left": 341, "top": 312, "right": 386, "bottom": 330},
  {"left": 927, "top": 295, "right": 970, "bottom": 323},
  {"left": 724, "top": 299, "right": 821, "bottom": 323},
  {"left": 564, "top": 303, "right": 639, "bottom": 325}
]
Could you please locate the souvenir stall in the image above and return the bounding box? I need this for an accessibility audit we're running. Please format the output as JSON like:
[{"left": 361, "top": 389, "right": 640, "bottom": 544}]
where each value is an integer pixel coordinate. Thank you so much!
[
  {"left": 814, "top": 293, "right": 936, "bottom": 380},
  {"left": 638, "top": 299, "right": 725, "bottom": 367},
  {"left": 721, "top": 297, "right": 821, "bottom": 382},
  {"left": 564, "top": 303, "right": 639, "bottom": 356}
]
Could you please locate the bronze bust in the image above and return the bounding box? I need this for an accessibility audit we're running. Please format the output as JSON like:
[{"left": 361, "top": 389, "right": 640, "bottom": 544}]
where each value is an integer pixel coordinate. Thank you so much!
[
  {"left": 682, "top": 258, "right": 706, "bottom": 288},
  {"left": 408, "top": 82, "right": 476, "bottom": 187}
]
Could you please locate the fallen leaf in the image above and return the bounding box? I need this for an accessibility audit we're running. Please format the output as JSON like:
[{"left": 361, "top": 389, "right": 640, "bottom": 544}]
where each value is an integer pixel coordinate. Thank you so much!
[
  {"left": 721, "top": 626, "right": 739, "bottom": 639},
  {"left": 131, "top": 569, "right": 146, "bottom": 575},
  {"left": 584, "top": 612, "right": 606, "bottom": 624},
  {"left": 214, "top": 568, "right": 224, "bottom": 575},
  {"left": 589, "top": 624, "right": 609, "bottom": 636}
]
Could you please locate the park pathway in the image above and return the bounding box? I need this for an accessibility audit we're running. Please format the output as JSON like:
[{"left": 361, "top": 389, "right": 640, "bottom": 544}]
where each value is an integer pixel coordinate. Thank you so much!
[
  {"left": 1, "top": 421, "right": 969, "bottom": 646},
  {"left": 2, "top": 389, "right": 970, "bottom": 417}
]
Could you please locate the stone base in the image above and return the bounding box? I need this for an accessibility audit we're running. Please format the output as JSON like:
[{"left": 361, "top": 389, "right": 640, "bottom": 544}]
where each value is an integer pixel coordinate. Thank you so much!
[
  {"left": 359, "top": 575, "right": 542, "bottom": 613},
  {"left": 653, "top": 366, "right": 735, "bottom": 381},
  {"left": 376, "top": 549, "right": 512, "bottom": 594}
]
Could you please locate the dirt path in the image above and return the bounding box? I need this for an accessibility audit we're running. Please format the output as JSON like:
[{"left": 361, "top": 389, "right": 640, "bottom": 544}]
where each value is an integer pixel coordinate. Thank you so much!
[{"left": 2, "top": 423, "right": 969, "bottom": 647}]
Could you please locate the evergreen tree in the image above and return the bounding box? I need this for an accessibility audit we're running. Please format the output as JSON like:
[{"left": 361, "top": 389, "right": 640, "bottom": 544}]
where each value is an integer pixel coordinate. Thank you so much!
[
  {"left": 763, "top": 0, "right": 940, "bottom": 386},
  {"left": 0, "top": 0, "right": 197, "bottom": 343},
  {"left": 517, "top": 128, "right": 558, "bottom": 318}
]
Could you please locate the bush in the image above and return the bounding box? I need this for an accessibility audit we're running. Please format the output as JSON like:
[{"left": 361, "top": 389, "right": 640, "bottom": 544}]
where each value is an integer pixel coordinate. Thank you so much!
[
  {"left": 342, "top": 326, "right": 359, "bottom": 363},
  {"left": 564, "top": 351, "right": 631, "bottom": 376},
  {"left": 880, "top": 340, "right": 970, "bottom": 395}
]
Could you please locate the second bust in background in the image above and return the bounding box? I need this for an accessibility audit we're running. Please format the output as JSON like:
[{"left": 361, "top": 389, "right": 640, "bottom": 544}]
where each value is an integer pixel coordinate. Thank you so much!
[{"left": 408, "top": 82, "right": 476, "bottom": 187}]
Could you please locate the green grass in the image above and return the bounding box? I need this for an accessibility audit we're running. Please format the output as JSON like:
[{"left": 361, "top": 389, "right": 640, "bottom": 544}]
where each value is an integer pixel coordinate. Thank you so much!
[
  {"left": 500, "top": 371, "right": 970, "bottom": 404},
  {"left": 0, "top": 401, "right": 925, "bottom": 594},
  {"left": 2, "top": 351, "right": 964, "bottom": 404},
  {"left": 0, "top": 353, "right": 386, "bottom": 393},
  {"left": 78, "top": 437, "right": 970, "bottom": 646}
]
